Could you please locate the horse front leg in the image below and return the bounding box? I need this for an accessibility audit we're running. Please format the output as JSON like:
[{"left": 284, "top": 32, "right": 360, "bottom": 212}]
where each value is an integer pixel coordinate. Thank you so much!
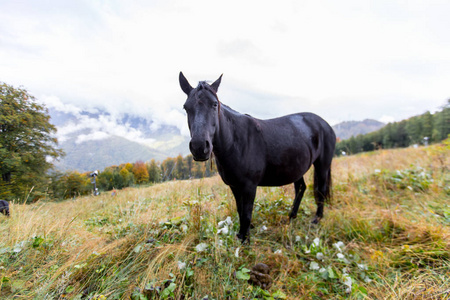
[{"left": 231, "top": 185, "right": 257, "bottom": 243}]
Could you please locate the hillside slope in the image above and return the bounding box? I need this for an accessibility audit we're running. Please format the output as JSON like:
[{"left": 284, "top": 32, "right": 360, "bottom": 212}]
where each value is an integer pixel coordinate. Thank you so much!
[
  {"left": 53, "top": 135, "right": 171, "bottom": 172},
  {"left": 1, "top": 143, "right": 449, "bottom": 299}
]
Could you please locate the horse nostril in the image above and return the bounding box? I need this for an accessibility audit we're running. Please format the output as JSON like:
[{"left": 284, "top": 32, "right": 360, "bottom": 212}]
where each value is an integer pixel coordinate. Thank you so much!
[{"left": 204, "top": 140, "right": 210, "bottom": 154}]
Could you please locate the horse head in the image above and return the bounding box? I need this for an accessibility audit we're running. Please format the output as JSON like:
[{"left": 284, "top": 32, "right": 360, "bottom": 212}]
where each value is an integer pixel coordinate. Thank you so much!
[{"left": 179, "top": 72, "right": 222, "bottom": 161}]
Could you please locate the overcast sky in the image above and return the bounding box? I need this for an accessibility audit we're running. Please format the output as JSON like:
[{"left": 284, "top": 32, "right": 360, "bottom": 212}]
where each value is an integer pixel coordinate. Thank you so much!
[{"left": 1, "top": 0, "right": 449, "bottom": 133}]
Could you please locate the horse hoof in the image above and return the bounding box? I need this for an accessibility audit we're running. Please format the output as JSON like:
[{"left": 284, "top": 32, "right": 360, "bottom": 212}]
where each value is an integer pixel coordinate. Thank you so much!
[
  {"left": 236, "top": 233, "right": 250, "bottom": 244},
  {"left": 311, "top": 216, "right": 321, "bottom": 224}
]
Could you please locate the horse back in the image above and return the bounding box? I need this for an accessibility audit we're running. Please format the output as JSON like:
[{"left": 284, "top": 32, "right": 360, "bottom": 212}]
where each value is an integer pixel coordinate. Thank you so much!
[{"left": 261, "top": 112, "right": 335, "bottom": 155}]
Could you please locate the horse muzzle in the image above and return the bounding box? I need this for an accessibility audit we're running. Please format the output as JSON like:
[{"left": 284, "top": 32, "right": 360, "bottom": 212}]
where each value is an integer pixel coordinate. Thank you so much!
[{"left": 189, "top": 139, "right": 212, "bottom": 161}]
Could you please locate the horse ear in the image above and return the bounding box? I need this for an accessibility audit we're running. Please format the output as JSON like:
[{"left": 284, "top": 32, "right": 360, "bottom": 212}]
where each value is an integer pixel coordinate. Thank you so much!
[
  {"left": 179, "top": 72, "right": 193, "bottom": 95},
  {"left": 210, "top": 74, "right": 223, "bottom": 93}
]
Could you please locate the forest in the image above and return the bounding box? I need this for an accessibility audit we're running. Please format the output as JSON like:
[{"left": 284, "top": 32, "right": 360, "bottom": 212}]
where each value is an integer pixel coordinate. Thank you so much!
[
  {"left": 335, "top": 100, "right": 449, "bottom": 155},
  {"left": 46, "top": 155, "right": 218, "bottom": 200}
]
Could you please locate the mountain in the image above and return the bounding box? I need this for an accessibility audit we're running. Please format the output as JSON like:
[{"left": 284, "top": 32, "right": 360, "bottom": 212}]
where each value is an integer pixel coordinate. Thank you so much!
[
  {"left": 49, "top": 108, "right": 190, "bottom": 172},
  {"left": 332, "top": 119, "right": 385, "bottom": 140}
]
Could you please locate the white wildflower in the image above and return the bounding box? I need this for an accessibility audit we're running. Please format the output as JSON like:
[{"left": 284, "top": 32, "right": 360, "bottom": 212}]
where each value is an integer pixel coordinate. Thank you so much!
[
  {"left": 180, "top": 224, "right": 188, "bottom": 233},
  {"left": 260, "top": 225, "right": 268, "bottom": 231},
  {"left": 177, "top": 261, "right": 186, "bottom": 270},
  {"left": 316, "top": 252, "right": 324, "bottom": 261},
  {"left": 218, "top": 216, "right": 232, "bottom": 227},
  {"left": 313, "top": 237, "right": 320, "bottom": 247},
  {"left": 374, "top": 169, "right": 381, "bottom": 173},
  {"left": 309, "top": 261, "right": 320, "bottom": 270},
  {"left": 13, "top": 241, "right": 26, "bottom": 253},
  {"left": 337, "top": 253, "right": 350, "bottom": 263},
  {"left": 295, "top": 235, "right": 301, "bottom": 242},
  {"left": 357, "top": 263, "right": 368, "bottom": 271},
  {"left": 342, "top": 274, "right": 352, "bottom": 293},
  {"left": 195, "top": 243, "right": 208, "bottom": 252},
  {"left": 274, "top": 249, "right": 282, "bottom": 254},
  {"left": 235, "top": 247, "right": 240, "bottom": 258},
  {"left": 333, "top": 241, "right": 345, "bottom": 252},
  {"left": 217, "top": 226, "right": 229, "bottom": 235},
  {"left": 133, "top": 245, "right": 143, "bottom": 253}
]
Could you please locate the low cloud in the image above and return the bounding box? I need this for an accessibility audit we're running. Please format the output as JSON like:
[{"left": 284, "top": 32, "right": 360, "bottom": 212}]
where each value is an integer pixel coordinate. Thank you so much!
[
  {"left": 43, "top": 96, "right": 159, "bottom": 146},
  {"left": 76, "top": 131, "right": 110, "bottom": 144},
  {"left": 379, "top": 115, "right": 395, "bottom": 124},
  {"left": 38, "top": 95, "right": 82, "bottom": 116}
]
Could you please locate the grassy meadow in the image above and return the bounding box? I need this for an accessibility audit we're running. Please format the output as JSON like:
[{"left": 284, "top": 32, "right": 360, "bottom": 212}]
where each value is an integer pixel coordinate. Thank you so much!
[{"left": 1, "top": 142, "right": 449, "bottom": 299}]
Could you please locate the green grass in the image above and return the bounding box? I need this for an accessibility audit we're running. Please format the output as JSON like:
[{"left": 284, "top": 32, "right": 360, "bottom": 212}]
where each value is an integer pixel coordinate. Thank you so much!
[{"left": 1, "top": 143, "right": 449, "bottom": 299}]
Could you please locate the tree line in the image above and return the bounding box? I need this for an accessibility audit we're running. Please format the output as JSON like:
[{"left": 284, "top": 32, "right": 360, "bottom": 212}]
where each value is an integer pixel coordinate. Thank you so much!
[
  {"left": 46, "top": 156, "right": 218, "bottom": 200},
  {"left": 335, "top": 100, "right": 449, "bottom": 155}
]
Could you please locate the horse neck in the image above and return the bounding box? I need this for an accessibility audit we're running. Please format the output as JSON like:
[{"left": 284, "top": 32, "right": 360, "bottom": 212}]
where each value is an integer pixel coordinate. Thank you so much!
[{"left": 212, "top": 106, "right": 239, "bottom": 157}]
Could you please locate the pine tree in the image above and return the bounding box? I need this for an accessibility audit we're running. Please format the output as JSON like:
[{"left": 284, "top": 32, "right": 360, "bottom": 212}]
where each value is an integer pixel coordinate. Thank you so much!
[{"left": 147, "top": 159, "right": 161, "bottom": 183}]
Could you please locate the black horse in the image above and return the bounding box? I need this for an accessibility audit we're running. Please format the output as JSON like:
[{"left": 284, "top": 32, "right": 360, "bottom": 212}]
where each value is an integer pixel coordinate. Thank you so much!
[
  {"left": 0, "top": 200, "right": 9, "bottom": 217},
  {"left": 179, "top": 72, "right": 336, "bottom": 242}
]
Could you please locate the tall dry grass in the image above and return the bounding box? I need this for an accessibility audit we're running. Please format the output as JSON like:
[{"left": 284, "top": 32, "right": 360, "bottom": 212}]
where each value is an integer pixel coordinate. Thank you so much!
[{"left": 0, "top": 142, "right": 449, "bottom": 299}]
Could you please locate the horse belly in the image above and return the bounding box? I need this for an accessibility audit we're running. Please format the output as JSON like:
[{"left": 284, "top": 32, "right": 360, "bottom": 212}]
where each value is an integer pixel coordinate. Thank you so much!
[{"left": 258, "top": 161, "right": 309, "bottom": 187}]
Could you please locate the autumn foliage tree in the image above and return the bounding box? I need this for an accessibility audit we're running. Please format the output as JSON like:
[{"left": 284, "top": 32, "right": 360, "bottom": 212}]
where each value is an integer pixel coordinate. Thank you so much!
[
  {"left": 132, "top": 160, "right": 149, "bottom": 184},
  {"left": 0, "top": 82, "right": 64, "bottom": 201}
]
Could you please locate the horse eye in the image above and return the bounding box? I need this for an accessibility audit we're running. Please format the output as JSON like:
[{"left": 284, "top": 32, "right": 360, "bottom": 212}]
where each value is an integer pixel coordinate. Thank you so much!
[{"left": 213, "top": 102, "right": 218, "bottom": 108}]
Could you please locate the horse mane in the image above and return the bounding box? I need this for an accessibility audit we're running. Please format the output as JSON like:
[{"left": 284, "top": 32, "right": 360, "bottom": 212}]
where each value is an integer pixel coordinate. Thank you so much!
[
  {"left": 196, "top": 81, "right": 218, "bottom": 98},
  {"left": 195, "top": 81, "right": 242, "bottom": 117}
]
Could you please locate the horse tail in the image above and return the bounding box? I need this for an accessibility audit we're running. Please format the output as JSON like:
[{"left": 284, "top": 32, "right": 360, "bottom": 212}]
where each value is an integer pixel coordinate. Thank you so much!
[{"left": 325, "top": 168, "right": 332, "bottom": 204}]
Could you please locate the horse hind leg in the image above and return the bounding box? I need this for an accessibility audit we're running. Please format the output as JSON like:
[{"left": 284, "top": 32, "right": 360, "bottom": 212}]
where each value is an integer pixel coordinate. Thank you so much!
[
  {"left": 312, "top": 164, "right": 332, "bottom": 224},
  {"left": 289, "top": 177, "right": 306, "bottom": 220}
]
